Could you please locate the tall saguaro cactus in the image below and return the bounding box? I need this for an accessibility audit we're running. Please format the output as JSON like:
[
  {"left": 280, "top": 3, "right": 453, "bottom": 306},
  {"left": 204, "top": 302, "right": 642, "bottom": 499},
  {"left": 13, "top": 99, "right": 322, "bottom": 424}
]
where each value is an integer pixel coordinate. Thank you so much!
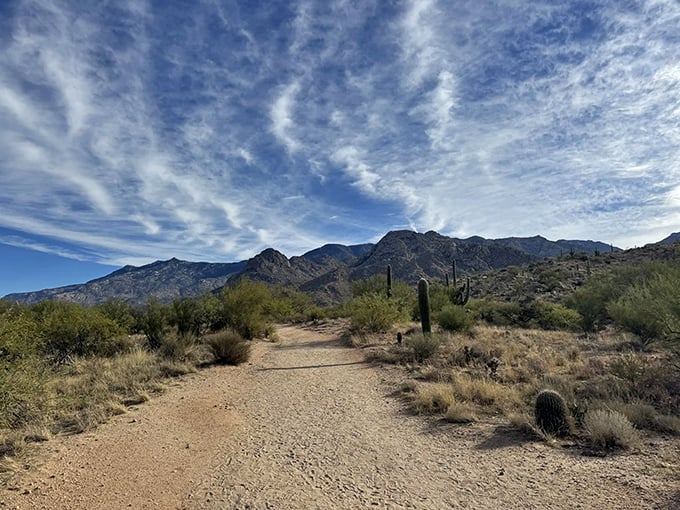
[
  {"left": 386, "top": 264, "right": 393, "bottom": 299},
  {"left": 418, "top": 278, "right": 431, "bottom": 335},
  {"left": 448, "top": 258, "right": 470, "bottom": 305}
]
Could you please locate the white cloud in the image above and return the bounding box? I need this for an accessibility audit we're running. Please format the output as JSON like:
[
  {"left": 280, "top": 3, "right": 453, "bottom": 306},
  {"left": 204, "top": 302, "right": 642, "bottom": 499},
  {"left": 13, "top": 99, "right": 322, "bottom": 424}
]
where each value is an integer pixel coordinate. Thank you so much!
[
  {"left": 270, "top": 81, "right": 301, "bottom": 153},
  {"left": 2, "top": 0, "right": 680, "bottom": 273}
]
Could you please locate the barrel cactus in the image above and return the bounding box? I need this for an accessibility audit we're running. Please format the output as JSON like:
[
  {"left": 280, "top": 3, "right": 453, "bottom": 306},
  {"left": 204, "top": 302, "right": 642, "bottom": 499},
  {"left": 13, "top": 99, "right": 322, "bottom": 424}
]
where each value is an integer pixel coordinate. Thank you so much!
[
  {"left": 535, "top": 389, "right": 570, "bottom": 437},
  {"left": 418, "top": 278, "right": 431, "bottom": 335}
]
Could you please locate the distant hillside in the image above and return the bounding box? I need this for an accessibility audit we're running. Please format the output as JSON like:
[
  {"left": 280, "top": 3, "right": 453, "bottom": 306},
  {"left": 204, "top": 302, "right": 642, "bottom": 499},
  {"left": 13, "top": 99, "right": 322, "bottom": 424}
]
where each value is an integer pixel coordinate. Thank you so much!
[
  {"left": 657, "top": 232, "right": 680, "bottom": 245},
  {"left": 467, "top": 240, "right": 680, "bottom": 303},
  {"left": 349, "top": 231, "right": 537, "bottom": 284},
  {"left": 490, "top": 235, "right": 619, "bottom": 258},
  {"left": 3, "top": 258, "right": 246, "bottom": 306},
  {"left": 2, "top": 230, "right": 666, "bottom": 307}
]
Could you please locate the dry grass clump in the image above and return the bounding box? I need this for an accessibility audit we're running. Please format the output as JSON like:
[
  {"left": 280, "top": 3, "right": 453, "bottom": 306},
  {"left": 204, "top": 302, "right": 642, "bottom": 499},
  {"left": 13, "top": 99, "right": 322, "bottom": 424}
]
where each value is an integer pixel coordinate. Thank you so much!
[
  {"left": 584, "top": 409, "right": 640, "bottom": 450},
  {"left": 444, "top": 401, "right": 478, "bottom": 423},
  {"left": 412, "top": 383, "right": 454, "bottom": 414},
  {"left": 203, "top": 330, "right": 251, "bottom": 365},
  {"left": 372, "top": 323, "right": 679, "bottom": 449}
]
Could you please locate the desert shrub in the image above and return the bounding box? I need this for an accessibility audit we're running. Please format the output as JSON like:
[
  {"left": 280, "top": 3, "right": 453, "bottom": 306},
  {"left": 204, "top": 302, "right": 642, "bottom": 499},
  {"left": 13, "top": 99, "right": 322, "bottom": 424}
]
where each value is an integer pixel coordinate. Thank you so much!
[
  {"left": 468, "top": 299, "right": 578, "bottom": 331},
  {"left": 436, "top": 304, "right": 474, "bottom": 333},
  {"left": 607, "top": 268, "right": 680, "bottom": 343},
  {"left": 428, "top": 282, "right": 453, "bottom": 314},
  {"left": 38, "top": 302, "right": 126, "bottom": 360},
  {"left": 352, "top": 276, "right": 415, "bottom": 316},
  {"left": 468, "top": 299, "right": 521, "bottom": 327},
  {"left": 408, "top": 333, "right": 440, "bottom": 362},
  {"left": 444, "top": 401, "right": 478, "bottom": 423},
  {"left": 348, "top": 293, "right": 404, "bottom": 333},
  {"left": 265, "top": 287, "right": 324, "bottom": 322},
  {"left": 169, "top": 297, "right": 203, "bottom": 337},
  {"left": 157, "top": 332, "right": 197, "bottom": 361},
  {"left": 139, "top": 298, "right": 169, "bottom": 349},
  {"left": 451, "top": 373, "right": 522, "bottom": 411},
  {"left": 220, "top": 279, "right": 272, "bottom": 339},
  {"left": 0, "top": 308, "right": 43, "bottom": 361},
  {"left": 95, "top": 299, "right": 136, "bottom": 333},
  {"left": 566, "top": 262, "right": 675, "bottom": 333},
  {"left": 608, "top": 401, "right": 680, "bottom": 435},
  {"left": 412, "top": 383, "right": 454, "bottom": 414},
  {"left": 583, "top": 409, "right": 639, "bottom": 449},
  {"left": 203, "top": 330, "right": 251, "bottom": 365},
  {"left": 0, "top": 357, "right": 50, "bottom": 429},
  {"left": 526, "top": 301, "right": 581, "bottom": 331}
]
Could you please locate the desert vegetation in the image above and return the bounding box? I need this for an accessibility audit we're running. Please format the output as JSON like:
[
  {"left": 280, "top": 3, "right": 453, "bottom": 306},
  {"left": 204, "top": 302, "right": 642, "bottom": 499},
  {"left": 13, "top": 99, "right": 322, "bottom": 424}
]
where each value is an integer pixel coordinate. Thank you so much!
[
  {"left": 0, "top": 279, "right": 315, "bottom": 469},
  {"left": 3, "top": 251, "right": 680, "bottom": 472},
  {"left": 349, "top": 259, "right": 680, "bottom": 452}
]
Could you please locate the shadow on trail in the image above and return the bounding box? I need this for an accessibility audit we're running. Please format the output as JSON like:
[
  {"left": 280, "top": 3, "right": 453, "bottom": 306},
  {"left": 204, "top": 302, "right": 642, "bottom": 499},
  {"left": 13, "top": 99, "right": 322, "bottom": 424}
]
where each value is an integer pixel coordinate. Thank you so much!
[
  {"left": 274, "top": 338, "right": 350, "bottom": 350},
  {"left": 258, "top": 361, "right": 368, "bottom": 371},
  {"left": 474, "top": 425, "right": 534, "bottom": 450}
]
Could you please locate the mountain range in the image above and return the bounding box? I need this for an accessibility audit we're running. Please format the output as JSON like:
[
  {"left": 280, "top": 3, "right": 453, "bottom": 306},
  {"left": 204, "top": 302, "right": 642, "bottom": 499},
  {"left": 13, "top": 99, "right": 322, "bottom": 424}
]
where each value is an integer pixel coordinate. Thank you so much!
[{"left": 2, "top": 231, "right": 631, "bottom": 307}]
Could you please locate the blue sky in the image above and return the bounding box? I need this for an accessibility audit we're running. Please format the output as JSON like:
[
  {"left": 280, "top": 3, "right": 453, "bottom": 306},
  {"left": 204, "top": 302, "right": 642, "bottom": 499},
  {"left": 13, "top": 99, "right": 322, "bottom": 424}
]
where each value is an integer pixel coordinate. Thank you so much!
[{"left": 2, "top": 0, "right": 680, "bottom": 296}]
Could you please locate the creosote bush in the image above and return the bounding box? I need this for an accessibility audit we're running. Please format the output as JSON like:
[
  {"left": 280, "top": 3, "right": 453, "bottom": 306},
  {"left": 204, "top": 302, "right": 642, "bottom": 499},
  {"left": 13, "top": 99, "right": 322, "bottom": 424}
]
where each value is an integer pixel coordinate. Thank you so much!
[
  {"left": 436, "top": 304, "right": 473, "bottom": 333},
  {"left": 348, "top": 293, "right": 404, "bottom": 334},
  {"left": 203, "top": 330, "right": 251, "bottom": 365},
  {"left": 408, "top": 333, "right": 440, "bottom": 362}
]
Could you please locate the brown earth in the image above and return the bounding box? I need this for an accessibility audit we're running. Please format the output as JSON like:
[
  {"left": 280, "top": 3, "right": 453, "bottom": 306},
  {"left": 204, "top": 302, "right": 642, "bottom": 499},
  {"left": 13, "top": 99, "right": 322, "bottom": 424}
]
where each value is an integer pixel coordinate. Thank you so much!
[{"left": 2, "top": 323, "right": 679, "bottom": 509}]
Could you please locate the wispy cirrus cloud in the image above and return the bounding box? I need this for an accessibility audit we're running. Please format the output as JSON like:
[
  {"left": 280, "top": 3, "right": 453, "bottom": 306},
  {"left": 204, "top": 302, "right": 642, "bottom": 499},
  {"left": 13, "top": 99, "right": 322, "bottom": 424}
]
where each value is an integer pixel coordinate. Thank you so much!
[{"left": 1, "top": 0, "right": 679, "bottom": 277}]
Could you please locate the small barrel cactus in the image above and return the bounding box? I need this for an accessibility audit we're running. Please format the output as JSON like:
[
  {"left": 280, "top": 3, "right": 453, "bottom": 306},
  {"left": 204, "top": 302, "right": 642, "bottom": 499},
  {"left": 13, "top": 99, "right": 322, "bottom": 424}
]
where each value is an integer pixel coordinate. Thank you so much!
[
  {"left": 418, "top": 278, "right": 431, "bottom": 335},
  {"left": 534, "top": 389, "right": 570, "bottom": 437}
]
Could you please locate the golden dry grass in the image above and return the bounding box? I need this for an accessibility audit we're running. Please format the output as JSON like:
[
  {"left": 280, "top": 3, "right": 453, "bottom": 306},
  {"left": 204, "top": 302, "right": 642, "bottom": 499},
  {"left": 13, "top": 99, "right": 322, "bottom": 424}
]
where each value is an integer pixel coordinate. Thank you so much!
[{"left": 368, "top": 324, "right": 680, "bottom": 446}]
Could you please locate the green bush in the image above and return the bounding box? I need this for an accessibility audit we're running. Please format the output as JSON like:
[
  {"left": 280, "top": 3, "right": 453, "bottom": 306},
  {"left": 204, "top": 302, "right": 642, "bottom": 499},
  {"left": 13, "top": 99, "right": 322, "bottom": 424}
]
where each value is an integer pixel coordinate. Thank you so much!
[
  {"left": 467, "top": 299, "right": 578, "bottom": 331},
  {"left": 0, "top": 357, "right": 50, "bottom": 429},
  {"left": 526, "top": 301, "right": 581, "bottom": 331},
  {"left": 408, "top": 333, "right": 441, "bottom": 362},
  {"left": 38, "top": 302, "right": 126, "bottom": 360},
  {"left": 169, "top": 297, "right": 203, "bottom": 337},
  {"left": 203, "top": 330, "right": 251, "bottom": 365},
  {"left": 0, "top": 308, "right": 43, "bottom": 361},
  {"left": 139, "top": 298, "right": 169, "bottom": 349},
  {"left": 95, "top": 299, "right": 136, "bottom": 333},
  {"left": 220, "top": 279, "right": 272, "bottom": 339},
  {"left": 565, "top": 262, "right": 673, "bottom": 333},
  {"left": 348, "top": 293, "right": 404, "bottom": 333},
  {"left": 607, "top": 269, "right": 680, "bottom": 343},
  {"left": 468, "top": 299, "right": 521, "bottom": 327},
  {"left": 436, "top": 305, "right": 473, "bottom": 333}
]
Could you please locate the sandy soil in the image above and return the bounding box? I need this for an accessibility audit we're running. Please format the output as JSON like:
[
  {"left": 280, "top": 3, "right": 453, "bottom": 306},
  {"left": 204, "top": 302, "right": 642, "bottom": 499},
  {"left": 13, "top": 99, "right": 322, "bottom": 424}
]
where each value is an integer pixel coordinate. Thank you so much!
[{"left": 2, "top": 322, "right": 679, "bottom": 509}]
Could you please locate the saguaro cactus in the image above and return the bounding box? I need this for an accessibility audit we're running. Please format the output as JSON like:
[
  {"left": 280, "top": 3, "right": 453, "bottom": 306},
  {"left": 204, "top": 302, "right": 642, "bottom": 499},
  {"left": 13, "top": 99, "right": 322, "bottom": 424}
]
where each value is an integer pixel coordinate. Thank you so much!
[
  {"left": 448, "top": 260, "right": 470, "bottom": 305},
  {"left": 418, "top": 278, "right": 431, "bottom": 335},
  {"left": 451, "top": 277, "right": 470, "bottom": 306},
  {"left": 386, "top": 264, "right": 393, "bottom": 299}
]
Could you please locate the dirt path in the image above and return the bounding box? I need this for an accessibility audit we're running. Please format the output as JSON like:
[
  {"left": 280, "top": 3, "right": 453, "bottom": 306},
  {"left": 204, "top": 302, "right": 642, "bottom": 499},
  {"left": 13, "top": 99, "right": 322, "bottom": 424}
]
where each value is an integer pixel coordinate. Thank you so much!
[{"left": 2, "top": 323, "right": 678, "bottom": 509}]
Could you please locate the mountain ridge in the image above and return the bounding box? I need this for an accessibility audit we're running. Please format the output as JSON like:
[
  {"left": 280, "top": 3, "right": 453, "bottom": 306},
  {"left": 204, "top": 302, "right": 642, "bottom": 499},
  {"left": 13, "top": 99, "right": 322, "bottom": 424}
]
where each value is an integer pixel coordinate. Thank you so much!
[{"left": 1, "top": 231, "right": 658, "bottom": 306}]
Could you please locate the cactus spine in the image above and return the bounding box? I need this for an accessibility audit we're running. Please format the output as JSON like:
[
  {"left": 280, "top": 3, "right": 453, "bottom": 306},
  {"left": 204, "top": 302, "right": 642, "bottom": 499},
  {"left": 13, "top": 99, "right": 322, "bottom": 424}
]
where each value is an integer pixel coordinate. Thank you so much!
[
  {"left": 418, "top": 278, "right": 431, "bottom": 335},
  {"left": 534, "top": 389, "right": 570, "bottom": 437},
  {"left": 386, "top": 264, "right": 393, "bottom": 299}
]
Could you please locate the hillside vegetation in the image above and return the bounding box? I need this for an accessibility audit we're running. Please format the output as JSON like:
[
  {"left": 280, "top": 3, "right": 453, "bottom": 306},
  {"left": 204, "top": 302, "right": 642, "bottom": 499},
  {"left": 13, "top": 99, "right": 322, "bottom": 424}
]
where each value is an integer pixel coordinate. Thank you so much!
[{"left": 2, "top": 242, "right": 680, "bottom": 469}]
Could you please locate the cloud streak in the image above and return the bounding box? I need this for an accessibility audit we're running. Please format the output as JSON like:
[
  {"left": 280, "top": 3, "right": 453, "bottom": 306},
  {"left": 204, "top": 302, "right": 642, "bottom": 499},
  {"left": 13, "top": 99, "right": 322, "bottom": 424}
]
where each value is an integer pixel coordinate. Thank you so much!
[{"left": 1, "top": 0, "right": 679, "bottom": 272}]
